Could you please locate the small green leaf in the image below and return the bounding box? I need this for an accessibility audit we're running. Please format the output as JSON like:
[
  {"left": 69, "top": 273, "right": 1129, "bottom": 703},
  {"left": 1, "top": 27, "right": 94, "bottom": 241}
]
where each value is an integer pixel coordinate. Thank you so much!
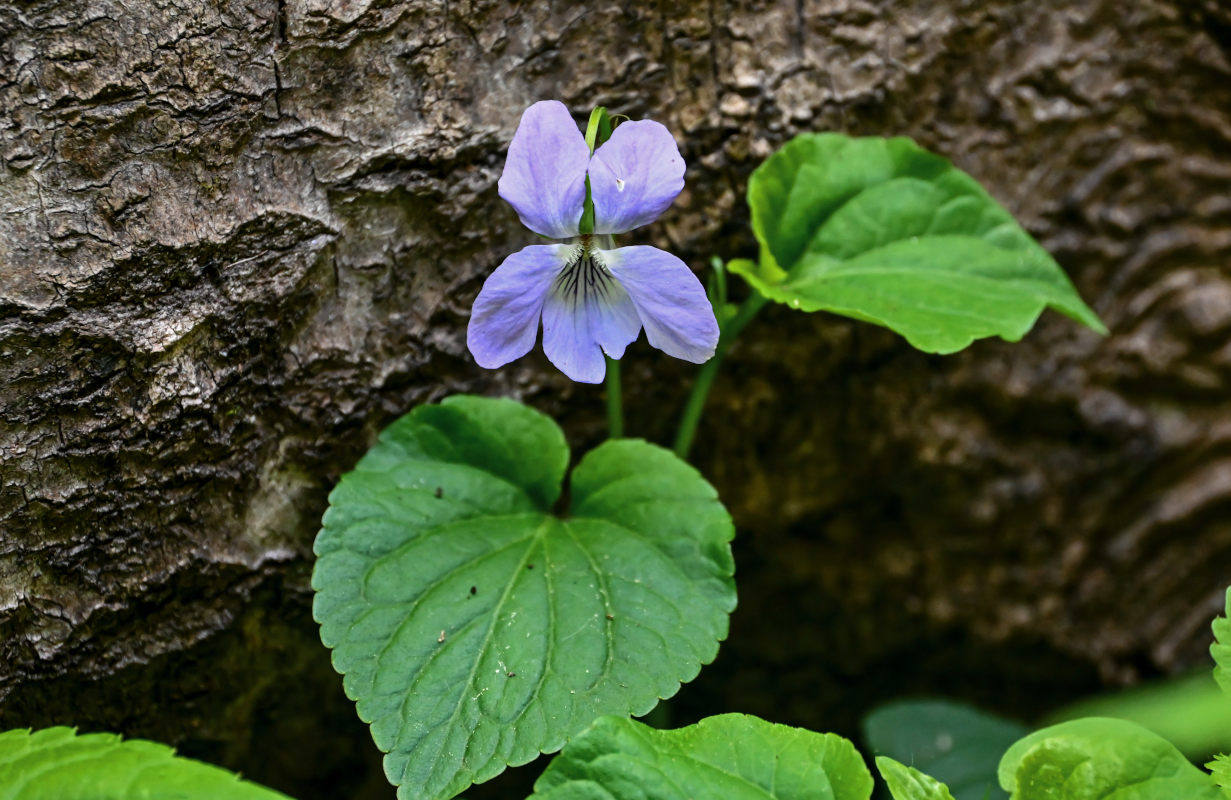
[
  {"left": 998, "top": 718, "right": 1221, "bottom": 799},
  {"left": 1206, "top": 754, "right": 1231, "bottom": 795},
  {"left": 733, "top": 133, "right": 1105, "bottom": 353},
  {"left": 876, "top": 757, "right": 956, "bottom": 800},
  {"left": 312, "top": 396, "right": 736, "bottom": 800},
  {"left": 584, "top": 106, "right": 612, "bottom": 152},
  {"left": 1213, "top": 588, "right": 1231, "bottom": 695},
  {"left": 578, "top": 107, "right": 611, "bottom": 236},
  {"left": 0, "top": 727, "right": 292, "bottom": 800},
  {"left": 580, "top": 176, "right": 596, "bottom": 235},
  {"left": 863, "top": 699, "right": 1027, "bottom": 800},
  {"left": 531, "top": 714, "right": 874, "bottom": 800}
]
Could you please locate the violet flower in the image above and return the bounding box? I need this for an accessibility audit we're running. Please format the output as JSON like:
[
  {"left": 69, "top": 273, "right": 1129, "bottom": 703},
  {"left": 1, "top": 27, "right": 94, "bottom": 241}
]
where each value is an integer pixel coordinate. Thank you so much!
[{"left": 467, "top": 100, "right": 719, "bottom": 384}]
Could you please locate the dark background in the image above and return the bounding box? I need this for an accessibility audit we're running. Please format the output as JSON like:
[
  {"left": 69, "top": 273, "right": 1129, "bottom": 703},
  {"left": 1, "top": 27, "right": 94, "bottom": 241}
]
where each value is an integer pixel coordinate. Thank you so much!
[{"left": 2, "top": 1, "right": 1230, "bottom": 797}]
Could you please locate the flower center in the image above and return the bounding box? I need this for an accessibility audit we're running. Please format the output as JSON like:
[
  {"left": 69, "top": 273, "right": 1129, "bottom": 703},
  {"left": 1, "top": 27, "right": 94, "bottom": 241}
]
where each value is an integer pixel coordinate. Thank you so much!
[{"left": 553, "top": 242, "right": 616, "bottom": 309}]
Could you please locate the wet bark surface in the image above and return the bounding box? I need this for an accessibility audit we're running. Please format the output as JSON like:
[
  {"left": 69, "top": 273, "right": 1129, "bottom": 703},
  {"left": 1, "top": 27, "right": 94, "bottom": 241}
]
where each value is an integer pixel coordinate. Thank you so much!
[{"left": 2, "top": 1, "right": 1230, "bottom": 797}]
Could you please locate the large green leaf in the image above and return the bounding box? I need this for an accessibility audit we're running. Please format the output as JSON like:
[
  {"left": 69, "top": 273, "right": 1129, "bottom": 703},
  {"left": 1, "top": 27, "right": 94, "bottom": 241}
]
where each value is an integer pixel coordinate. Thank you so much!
[
  {"left": 875, "top": 757, "right": 956, "bottom": 800},
  {"left": 863, "top": 699, "right": 1027, "bottom": 800},
  {"left": 531, "top": 713, "right": 873, "bottom": 800},
  {"left": 998, "top": 718, "right": 1221, "bottom": 799},
  {"left": 312, "top": 395, "right": 736, "bottom": 800},
  {"left": 0, "top": 727, "right": 291, "bottom": 800},
  {"left": 1213, "top": 588, "right": 1231, "bottom": 695},
  {"left": 730, "top": 134, "right": 1105, "bottom": 353}
]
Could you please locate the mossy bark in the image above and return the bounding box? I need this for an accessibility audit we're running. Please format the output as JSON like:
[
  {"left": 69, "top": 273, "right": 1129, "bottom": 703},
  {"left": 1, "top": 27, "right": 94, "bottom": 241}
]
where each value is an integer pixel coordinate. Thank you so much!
[{"left": 2, "top": 1, "right": 1230, "bottom": 797}]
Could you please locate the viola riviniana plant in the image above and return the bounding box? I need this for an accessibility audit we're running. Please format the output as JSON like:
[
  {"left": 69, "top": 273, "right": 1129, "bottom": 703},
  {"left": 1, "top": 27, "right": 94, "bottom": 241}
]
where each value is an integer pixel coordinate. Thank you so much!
[{"left": 466, "top": 100, "right": 719, "bottom": 383}]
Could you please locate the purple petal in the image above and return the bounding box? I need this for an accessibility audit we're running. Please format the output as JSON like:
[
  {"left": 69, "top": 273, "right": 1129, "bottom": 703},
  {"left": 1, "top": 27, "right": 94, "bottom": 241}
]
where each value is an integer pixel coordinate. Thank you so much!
[
  {"left": 588, "top": 120, "right": 686, "bottom": 235},
  {"left": 585, "top": 263, "right": 641, "bottom": 361},
  {"left": 604, "top": 246, "right": 718, "bottom": 364},
  {"left": 467, "top": 244, "right": 568, "bottom": 369},
  {"left": 498, "top": 101, "right": 590, "bottom": 239},
  {"left": 541, "top": 249, "right": 642, "bottom": 383}
]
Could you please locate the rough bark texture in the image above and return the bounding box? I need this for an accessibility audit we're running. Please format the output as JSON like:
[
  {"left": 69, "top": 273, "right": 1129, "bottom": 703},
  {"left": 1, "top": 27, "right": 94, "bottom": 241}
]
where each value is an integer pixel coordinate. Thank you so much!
[{"left": 2, "top": 0, "right": 1230, "bottom": 797}]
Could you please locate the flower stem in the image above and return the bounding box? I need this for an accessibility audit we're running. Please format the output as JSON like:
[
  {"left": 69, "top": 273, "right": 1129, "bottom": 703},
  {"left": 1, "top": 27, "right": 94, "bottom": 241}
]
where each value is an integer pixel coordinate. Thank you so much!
[
  {"left": 605, "top": 356, "right": 623, "bottom": 439},
  {"left": 672, "top": 293, "right": 768, "bottom": 460}
]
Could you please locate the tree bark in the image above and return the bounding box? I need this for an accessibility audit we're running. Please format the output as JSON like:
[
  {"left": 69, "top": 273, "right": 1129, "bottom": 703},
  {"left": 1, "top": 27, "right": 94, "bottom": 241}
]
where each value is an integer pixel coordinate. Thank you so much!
[{"left": 2, "top": 0, "right": 1230, "bottom": 797}]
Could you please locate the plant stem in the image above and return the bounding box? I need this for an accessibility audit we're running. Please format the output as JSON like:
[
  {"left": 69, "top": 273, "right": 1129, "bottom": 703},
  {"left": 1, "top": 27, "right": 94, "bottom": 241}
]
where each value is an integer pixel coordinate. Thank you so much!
[
  {"left": 673, "top": 293, "right": 769, "bottom": 460},
  {"left": 605, "top": 356, "right": 623, "bottom": 439}
]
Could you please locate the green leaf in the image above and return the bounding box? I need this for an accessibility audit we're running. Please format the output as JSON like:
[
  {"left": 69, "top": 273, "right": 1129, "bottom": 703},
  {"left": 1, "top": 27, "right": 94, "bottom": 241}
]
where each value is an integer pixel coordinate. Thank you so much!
[
  {"left": 0, "top": 727, "right": 292, "bottom": 800},
  {"left": 876, "top": 757, "right": 956, "bottom": 800},
  {"left": 584, "top": 106, "right": 612, "bottom": 152},
  {"left": 578, "top": 107, "right": 611, "bottom": 236},
  {"left": 531, "top": 713, "right": 874, "bottom": 800},
  {"left": 579, "top": 181, "right": 596, "bottom": 235},
  {"left": 863, "top": 700, "right": 1027, "bottom": 800},
  {"left": 998, "top": 718, "right": 1221, "bottom": 799},
  {"left": 732, "top": 133, "right": 1105, "bottom": 353},
  {"left": 312, "top": 395, "right": 736, "bottom": 800},
  {"left": 1206, "top": 754, "right": 1231, "bottom": 796},
  {"left": 1044, "top": 672, "right": 1231, "bottom": 760},
  {"left": 1213, "top": 588, "right": 1231, "bottom": 695}
]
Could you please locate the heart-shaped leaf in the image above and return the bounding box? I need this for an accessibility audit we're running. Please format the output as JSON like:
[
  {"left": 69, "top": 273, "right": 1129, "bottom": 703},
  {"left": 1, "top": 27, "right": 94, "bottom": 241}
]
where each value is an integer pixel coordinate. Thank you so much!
[
  {"left": 312, "top": 395, "right": 736, "bottom": 800},
  {"left": 730, "top": 134, "right": 1105, "bottom": 353},
  {"left": 531, "top": 714, "right": 873, "bottom": 800},
  {"left": 0, "top": 727, "right": 291, "bottom": 800},
  {"left": 998, "top": 718, "right": 1221, "bottom": 799}
]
